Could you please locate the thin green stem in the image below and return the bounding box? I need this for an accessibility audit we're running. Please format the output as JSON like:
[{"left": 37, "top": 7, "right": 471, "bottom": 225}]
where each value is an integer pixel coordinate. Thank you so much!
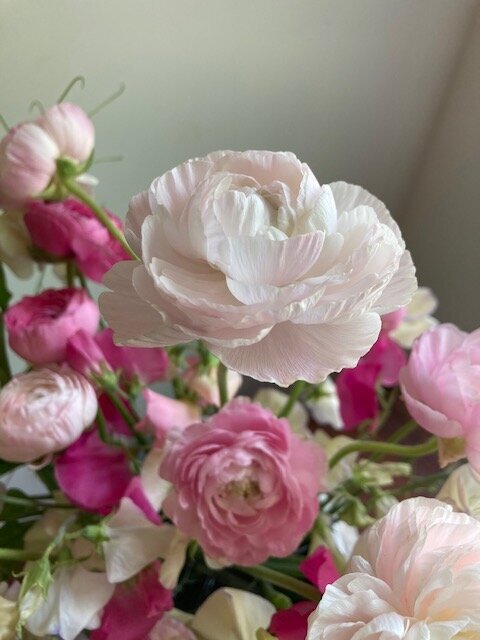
[
  {"left": 0, "top": 263, "right": 12, "bottom": 385},
  {"left": 277, "top": 381, "right": 307, "bottom": 418},
  {"left": 329, "top": 437, "right": 438, "bottom": 470},
  {"left": 66, "top": 260, "right": 76, "bottom": 288},
  {"left": 63, "top": 180, "right": 137, "bottom": 260},
  {"left": 88, "top": 83, "right": 126, "bottom": 118},
  {"left": 217, "top": 362, "right": 229, "bottom": 406},
  {"left": 0, "top": 548, "right": 41, "bottom": 561},
  {"left": 238, "top": 565, "right": 320, "bottom": 602},
  {"left": 0, "top": 114, "right": 9, "bottom": 132},
  {"left": 387, "top": 419, "right": 418, "bottom": 444},
  {"left": 103, "top": 388, "right": 147, "bottom": 445},
  {"left": 57, "top": 75, "right": 85, "bottom": 103}
]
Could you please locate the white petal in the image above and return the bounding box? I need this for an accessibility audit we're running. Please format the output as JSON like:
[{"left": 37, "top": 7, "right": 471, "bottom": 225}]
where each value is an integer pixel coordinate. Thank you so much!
[
  {"left": 407, "top": 287, "right": 438, "bottom": 318},
  {"left": 140, "top": 448, "right": 171, "bottom": 511},
  {"left": 373, "top": 250, "right": 417, "bottom": 315},
  {"left": 211, "top": 314, "right": 381, "bottom": 387},
  {"left": 125, "top": 190, "right": 151, "bottom": 257}
]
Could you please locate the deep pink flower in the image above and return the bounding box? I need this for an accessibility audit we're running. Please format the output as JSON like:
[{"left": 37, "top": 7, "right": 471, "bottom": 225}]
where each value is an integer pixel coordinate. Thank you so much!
[
  {"left": 136, "top": 389, "right": 200, "bottom": 446},
  {"left": 91, "top": 563, "right": 173, "bottom": 640},
  {"left": 337, "top": 332, "right": 407, "bottom": 429},
  {"left": 270, "top": 601, "right": 316, "bottom": 640},
  {"left": 54, "top": 428, "right": 133, "bottom": 515},
  {"left": 24, "top": 198, "right": 129, "bottom": 282},
  {"left": 299, "top": 546, "right": 340, "bottom": 592},
  {"left": 160, "top": 399, "right": 326, "bottom": 566},
  {"left": 5, "top": 288, "right": 99, "bottom": 365},
  {"left": 400, "top": 324, "right": 480, "bottom": 470}
]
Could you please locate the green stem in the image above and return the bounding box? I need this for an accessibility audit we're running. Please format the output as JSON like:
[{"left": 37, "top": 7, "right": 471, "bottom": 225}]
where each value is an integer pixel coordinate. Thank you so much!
[
  {"left": 66, "top": 260, "right": 76, "bottom": 288},
  {"left": 0, "top": 548, "right": 41, "bottom": 561},
  {"left": 0, "top": 263, "right": 12, "bottom": 385},
  {"left": 329, "top": 437, "right": 438, "bottom": 470},
  {"left": 103, "top": 388, "right": 147, "bottom": 445},
  {"left": 277, "top": 381, "right": 307, "bottom": 418},
  {"left": 64, "top": 180, "right": 137, "bottom": 260},
  {"left": 217, "top": 362, "right": 229, "bottom": 406},
  {"left": 387, "top": 419, "right": 418, "bottom": 444},
  {"left": 238, "top": 565, "right": 320, "bottom": 602}
]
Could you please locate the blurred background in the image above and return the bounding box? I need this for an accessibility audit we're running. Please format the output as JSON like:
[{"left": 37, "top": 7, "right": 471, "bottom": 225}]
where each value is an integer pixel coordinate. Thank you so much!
[{"left": 1, "top": 0, "right": 479, "bottom": 329}]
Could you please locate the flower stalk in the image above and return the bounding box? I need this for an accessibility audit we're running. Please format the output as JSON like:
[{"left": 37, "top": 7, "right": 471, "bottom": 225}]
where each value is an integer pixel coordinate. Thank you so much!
[{"left": 329, "top": 436, "right": 438, "bottom": 470}]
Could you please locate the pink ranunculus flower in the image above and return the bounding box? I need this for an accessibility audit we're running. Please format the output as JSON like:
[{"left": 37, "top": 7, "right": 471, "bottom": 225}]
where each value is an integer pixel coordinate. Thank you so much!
[
  {"left": 337, "top": 332, "right": 406, "bottom": 429},
  {"left": 54, "top": 428, "right": 133, "bottom": 515},
  {"left": 91, "top": 562, "right": 173, "bottom": 640},
  {"left": 0, "top": 366, "right": 97, "bottom": 462},
  {"left": 160, "top": 398, "right": 326, "bottom": 565},
  {"left": 136, "top": 389, "right": 201, "bottom": 446},
  {"left": 36, "top": 103, "right": 94, "bottom": 165},
  {"left": 299, "top": 546, "right": 340, "bottom": 592},
  {"left": 270, "top": 602, "right": 317, "bottom": 640},
  {"left": 24, "top": 198, "right": 130, "bottom": 282},
  {"left": 399, "top": 323, "right": 480, "bottom": 471},
  {"left": 100, "top": 150, "right": 416, "bottom": 387},
  {"left": 5, "top": 288, "right": 99, "bottom": 365},
  {"left": 307, "top": 497, "right": 480, "bottom": 639},
  {"left": 0, "top": 123, "right": 59, "bottom": 209}
]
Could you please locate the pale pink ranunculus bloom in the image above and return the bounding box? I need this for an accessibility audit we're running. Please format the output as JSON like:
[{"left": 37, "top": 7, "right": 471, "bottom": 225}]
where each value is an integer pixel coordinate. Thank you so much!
[
  {"left": 307, "top": 497, "right": 480, "bottom": 639},
  {"left": 36, "top": 103, "right": 94, "bottom": 165},
  {"left": 100, "top": 150, "right": 416, "bottom": 387},
  {"left": 160, "top": 398, "right": 326, "bottom": 565},
  {"left": 399, "top": 323, "right": 480, "bottom": 471},
  {"left": 0, "top": 123, "right": 59, "bottom": 209},
  {"left": 5, "top": 288, "right": 100, "bottom": 365},
  {"left": 0, "top": 366, "right": 97, "bottom": 462}
]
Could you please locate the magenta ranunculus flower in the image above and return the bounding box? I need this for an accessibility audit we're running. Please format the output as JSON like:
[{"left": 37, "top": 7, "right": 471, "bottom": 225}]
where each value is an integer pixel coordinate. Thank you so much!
[
  {"left": 91, "top": 562, "right": 173, "bottom": 640},
  {"left": 25, "top": 198, "right": 130, "bottom": 282},
  {"left": 400, "top": 323, "right": 480, "bottom": 471},
  {"left": 337, "top": 332, "right": 406, "bottom": 429},
  {"left": 160, "top": 398, "right": 326, "bottom": 565},
  {"left": 270, "top": 601, "right": 317, "bottom": 640},
  {"left": 0, "top": 366, "right": 97, "bottom": 462},
  {"left": 5, "top": 288, "right": 99, "bottom": 365},
  {"left": 54, "top": 428, "right": 133, "bottom": 515}
]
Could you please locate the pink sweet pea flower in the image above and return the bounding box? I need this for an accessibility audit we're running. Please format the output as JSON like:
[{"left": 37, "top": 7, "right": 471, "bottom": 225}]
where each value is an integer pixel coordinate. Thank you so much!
[
  {"left": 160, "top": 398, "right": 326, "bottom": 566},
  {"left": 5, "top": 288, "right": 99, "bottom": 365},
  {"left": 299, "top": 546, "right": 340, "bottom": 592},
  {"left": 400, "top": 323, "right": 480, "bottom": 470},
  {"left": 24, "top": 198, "right": 130, "bottom": 283},
  {"left": 54, "top": 428, "right": 133, "bottom": 515},
  {"left": 337, "top": 333, "right": 406, "bottom": 429},
  {"left": 91, "top": 563, "right": 173, "bottom": 640},
  {"left": 36, "top": 103, "right": 94, "bottom": 164},
  {"left": 270, "top": 601, "right": 317, "bottom": 640},
  {"left": 136, "top": 389, "right": 201, "bottom": 446}
]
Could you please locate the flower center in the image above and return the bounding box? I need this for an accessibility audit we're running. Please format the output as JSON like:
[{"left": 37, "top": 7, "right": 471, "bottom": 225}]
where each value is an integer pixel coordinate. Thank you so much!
[{"left": 222, "top": 478, "right": 262, "bottom": 501}]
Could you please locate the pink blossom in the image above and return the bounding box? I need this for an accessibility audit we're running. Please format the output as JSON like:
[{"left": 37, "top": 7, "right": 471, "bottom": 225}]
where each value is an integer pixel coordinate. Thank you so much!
[
  {"left": 5, "top": 288, "right": 99, "bottom": 365},
  {"left": 54, "top": 428, "right": 133, "bottom": 515},
  {"left": 66, "top": 329, "right": 107, "bottom": 378},
  {"left": 160, "top": 399, "right": 326, "bottom": 565},
  {"left": 136, "top": 389, "right": 201, "bottom": 446},
  {"left": 299, "top": 546, "right": 340, "bottom": 592},
  {"left": 337, "top": 333, "right": 406, "bottom": 429},
  {"left": 36, "top": 103, "right": 94, "bottom": 164},
  {"left": 400, "top": 323, "right": 480, "bottom": 470},
  {"left": 91, "top": 563, "right": 173, "bottom": 640},
  {"left": 0, "top": 366, "right": 97, "bottom": 462},
  {"left": 0, "top": 123, "right": 58, "bottom": 209},
  {"left": 270, "top": 602, "right": 316, "bottom": 640},
  {"left": 24, "top": 198, "right": 129, "bottom": 283},
  {"left": 149, "top": 618, "right": 195, "bottom": 640}
]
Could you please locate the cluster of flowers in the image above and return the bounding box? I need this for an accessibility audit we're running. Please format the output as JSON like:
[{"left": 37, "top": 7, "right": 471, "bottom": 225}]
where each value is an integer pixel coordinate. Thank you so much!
[{"left": 0, "top": 89, "right": 479, "bottom": 640}]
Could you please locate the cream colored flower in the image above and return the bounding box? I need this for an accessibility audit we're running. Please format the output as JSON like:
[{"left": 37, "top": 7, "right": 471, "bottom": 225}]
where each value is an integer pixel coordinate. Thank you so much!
[
  {"left": 389, "top": 286, "right": 438, "bottom": 348},
  {"left": 437, "top": 464, "right": 480, "bottom": 521},
  {"left": 0, "top": 210, "right": 33, "bottom": 278}
]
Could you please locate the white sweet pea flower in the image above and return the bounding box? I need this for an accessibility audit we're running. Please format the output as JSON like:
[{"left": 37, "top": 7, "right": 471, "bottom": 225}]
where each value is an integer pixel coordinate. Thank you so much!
[
  {"left": 190, "top": 588, "right": 275, "bottom": 640},
  {"left": 254, "top": 388, "right": 309, "bottom": 436},
  {"left": 140, "top": 447, "right": 171, "bottom": 511},
  {"left": 306, "top": 377, "right": 344, "bottom": 429},
  {"left": 24, "top": 566, "right": 114, "bottom": 640},
  {"left": 389, "top": 286, "right": 438, "bottom": 348},
  {"left": 101, "top": 151, "right": 416, "bottom": 387},
  {"left": 103, "top": 497, "right": 176, "bottom": 583},
  {"left": 437, "top": 464, "right": 480, "bottom": 521}
]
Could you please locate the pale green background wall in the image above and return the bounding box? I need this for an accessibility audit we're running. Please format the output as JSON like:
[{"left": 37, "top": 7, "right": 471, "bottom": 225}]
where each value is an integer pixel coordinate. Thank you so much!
[{"left": 1, "top": 0, "right": 479, "bottom": 328}]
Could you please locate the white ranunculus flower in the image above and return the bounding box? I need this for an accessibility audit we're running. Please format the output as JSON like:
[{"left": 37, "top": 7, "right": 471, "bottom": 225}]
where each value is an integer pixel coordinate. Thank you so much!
[
  {"left": 100, "top": 151, "right": 416, "bottom": 387},
  {"left": 307, "top": 498, "right": 480, "bottom": 639}
]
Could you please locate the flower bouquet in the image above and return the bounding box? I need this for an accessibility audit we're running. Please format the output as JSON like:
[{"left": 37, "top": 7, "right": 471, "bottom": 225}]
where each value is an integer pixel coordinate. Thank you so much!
[{"left": 0, "top": 84, "right": 479, "bottom": 640}]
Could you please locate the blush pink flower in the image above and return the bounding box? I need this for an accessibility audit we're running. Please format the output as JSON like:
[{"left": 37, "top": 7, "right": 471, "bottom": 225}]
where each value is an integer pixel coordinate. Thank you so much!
[
  {"left": 5, "top": 288, "right": 99, "bottom": 365},
  {"left": 54, "top": 428, "right": 133, "bottom": 515},
  {"left": 337, "top": 332, "right": 406, "bottom": 429},
  {"left": 36, "top": 103, "right": 94, "bottom": 165},
  {"left": 0, "top": 366, "right": 97, "bottom": 462},
  {"left": 91, "top": 563, "right": 173, "bottom": 640},
  {"left": 299, "top": 546, "right": 340, "bottom": 592},
  {"left": 149, "top": 618, "right": 195, "bottom": 640},
  {"left": 307, "top": 498, "right": 480, "bottom": 639},
  {"left": 400, "top": 323, "right": 480, "bottom": 471},
  {"left": 160, "top": 399, "right": 326, "bottom": 565},
  {"left": 136, "top": 389, "right": 201, "bottom": 446},
  {"left": 24, "top": 198, "right": 130, "bottom": 282},
  {"left": 270, "top": 602, "right": 317, "bottom": 640},
  {"left": 101, "top": 150, "right": 416, "bottom": 387}
]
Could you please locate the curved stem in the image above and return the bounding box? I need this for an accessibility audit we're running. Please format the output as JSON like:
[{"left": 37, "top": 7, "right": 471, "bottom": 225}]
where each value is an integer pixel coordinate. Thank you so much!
[
  {"left": 277, "top": 381, "right": 307, "bottom": 418},
  {"left": 88, "top": 83, "right": 126, "bottom": 118},
  {"left": 217, "top": 362, "right": 229, "bottom": 406},
  {"left": 239, "top": 565, "right": 320, "bottom": 602},
  {"left": 0, "top": 548, "right": 41, "bottom": 561},
  {"left": 63, "top": 180, "right": 138, "bottom": 260},
  {"left": 329, "top": 437, "right": 438, "bottom": 470},
  {"left": 57, "top": 75, "right": 85, "bottom": 103}
]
